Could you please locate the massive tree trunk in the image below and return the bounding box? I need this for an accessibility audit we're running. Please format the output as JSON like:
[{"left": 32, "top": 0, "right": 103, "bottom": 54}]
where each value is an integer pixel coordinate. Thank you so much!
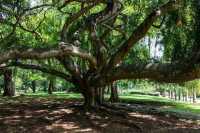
[
  {"left": 3, "top": 69, "right": 15, "bottom": 97},
  {"left": 83, "top": 88, "right": 97, "bottom": 108},
  {"left": 83, "top": 87, "right": 104, "bottom": 109}
]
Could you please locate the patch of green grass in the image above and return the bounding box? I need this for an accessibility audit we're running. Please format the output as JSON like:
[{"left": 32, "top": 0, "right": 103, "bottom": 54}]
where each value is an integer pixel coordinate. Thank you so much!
[
  {"left": 120, "top": 94, "right": 200, "bottom": 115},
  {"left": 0, "top": 92, "right": 82, "bottom": 104},
  {"left": 171, "top": 103, "right": 200, "bottom": 114},
  {"left": 26, "top": 92, "right": 82, "bottom": 100},
  {"left": 120, "top": 94, "right": 175, "bottom": 106}
]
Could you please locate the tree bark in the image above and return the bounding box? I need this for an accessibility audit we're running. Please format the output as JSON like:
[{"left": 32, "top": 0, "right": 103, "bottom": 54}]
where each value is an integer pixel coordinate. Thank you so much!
[
  {"left": 3, "top": 69, "right": 15, "bottom": 97},
  {"left": 169, "top": 90, "right": 173, "bottom": 99},
  {"left": 31, "top": 80, "right": 36, "bottom": 93},
  {"left": 182, "top": 90, "right": 185, "bottom": 101},
  {"left": 168, "top": 90, "right": 170, "bottom": 98},
  {"left": 99, "top": 87, "right": 105, "bottom": 104},
  {"left": 48, "top": 79, "right": 54, "bottom": 94},
  {"left": 174, "top": 89, "right": 177, "bottom": 101},
  {"left": 109, "top": 82, "right": 119, "bottom": 103},
  {"left": 178, "top": 88, "right": 181, "bottom": 101},
  {"left": 83, "top": 87, "right": 105, "bottom": 109},
  {"left": 83, "top": 88, "right": 96, "bottom": 108},
  {"left": 43, "top": 80, "right": 48, "bottom": 92}
]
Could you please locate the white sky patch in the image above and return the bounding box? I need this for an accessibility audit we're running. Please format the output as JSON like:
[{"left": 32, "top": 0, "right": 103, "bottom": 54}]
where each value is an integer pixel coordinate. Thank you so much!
[
  {"left": 30, "top": 0, "right": 40, "bottom": 7},
  {"left": 144, "top": 35, "right": 164, "bottom": 60}
]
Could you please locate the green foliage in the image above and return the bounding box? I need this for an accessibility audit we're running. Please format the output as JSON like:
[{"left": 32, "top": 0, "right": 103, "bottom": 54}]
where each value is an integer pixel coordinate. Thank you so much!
[{"left": 184, "top": 80, "right": 200, "bottom": 95}]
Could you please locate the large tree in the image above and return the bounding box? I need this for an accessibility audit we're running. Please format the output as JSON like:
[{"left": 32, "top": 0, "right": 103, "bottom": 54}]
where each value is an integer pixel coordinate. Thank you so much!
[{"left": 0, "top": 0, "right": 199, "bottom": 107}]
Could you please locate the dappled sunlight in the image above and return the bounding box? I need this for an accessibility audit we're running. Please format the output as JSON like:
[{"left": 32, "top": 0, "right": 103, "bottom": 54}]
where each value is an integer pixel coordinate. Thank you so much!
[
  {"left": 129, "top": 112, "right": 158, "bottom": 121},
  {"left": 50, "top": 109, "right": 73, "bottom": 115},
  {"left": 46, "top": 123, "right": 79, "bottom": 131},
  {"left": 74, "top": 128, "right": 93, "bottom": 132},
  {"left": 35, "top": 110, "right": 49, "bottom": 113},
  {"left": 0, "top": 95, "right": 199, "bottom": 133}
]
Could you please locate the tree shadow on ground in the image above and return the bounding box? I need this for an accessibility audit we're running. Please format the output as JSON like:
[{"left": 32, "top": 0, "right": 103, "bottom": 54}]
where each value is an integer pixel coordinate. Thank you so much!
[{"left": 0, "top": 96, "right": 199, "bottom": 133}]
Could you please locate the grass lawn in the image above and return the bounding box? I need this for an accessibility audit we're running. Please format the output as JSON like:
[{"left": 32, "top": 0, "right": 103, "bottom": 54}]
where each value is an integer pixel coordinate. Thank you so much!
[
  {"left": 120, "top": 94, "right": 200, "bottom": 115},
  {"left": 26, "top": 92, "right": 82, "bottom": 100}
]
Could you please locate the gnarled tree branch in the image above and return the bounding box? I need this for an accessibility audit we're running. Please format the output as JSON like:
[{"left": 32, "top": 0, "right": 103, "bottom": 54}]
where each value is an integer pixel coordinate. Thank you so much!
[
  {"left": 60, "top": 1, "right": 101, "bottom": 41},
  {"left": 108, "top": 62, "right": 200, "bottom": 83},
  {"left": 104, "top": 0, "right": 181, "bottom": 73},
  {"left": 0, "top": 45, "right": 97, "bottom": 68},
  {"left": 9, "top": 62, "right": 72, "bottom": 82}
]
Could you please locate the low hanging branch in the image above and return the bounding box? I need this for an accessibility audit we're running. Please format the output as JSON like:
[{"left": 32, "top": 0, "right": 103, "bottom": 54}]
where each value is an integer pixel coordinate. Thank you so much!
[
  {"left": 0, "top": 45, "right": 97, "bottom": 69},
  {"left": 108, "top": 62, "right": 200, "bottom": 83},
  {"left": 9, "top": 62, "right": 72, "bottom": 82}
]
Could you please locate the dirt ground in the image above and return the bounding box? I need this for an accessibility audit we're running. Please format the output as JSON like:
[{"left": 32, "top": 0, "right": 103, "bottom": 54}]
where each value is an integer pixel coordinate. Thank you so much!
[{"left": 0, "top": 97, "right": 200, "bottom": 133}]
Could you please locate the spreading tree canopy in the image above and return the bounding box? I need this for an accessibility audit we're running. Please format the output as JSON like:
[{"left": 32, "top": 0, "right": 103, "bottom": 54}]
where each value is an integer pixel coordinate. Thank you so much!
[{"left": 0, "top": 0, "right": 200, "bottom": 107}]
